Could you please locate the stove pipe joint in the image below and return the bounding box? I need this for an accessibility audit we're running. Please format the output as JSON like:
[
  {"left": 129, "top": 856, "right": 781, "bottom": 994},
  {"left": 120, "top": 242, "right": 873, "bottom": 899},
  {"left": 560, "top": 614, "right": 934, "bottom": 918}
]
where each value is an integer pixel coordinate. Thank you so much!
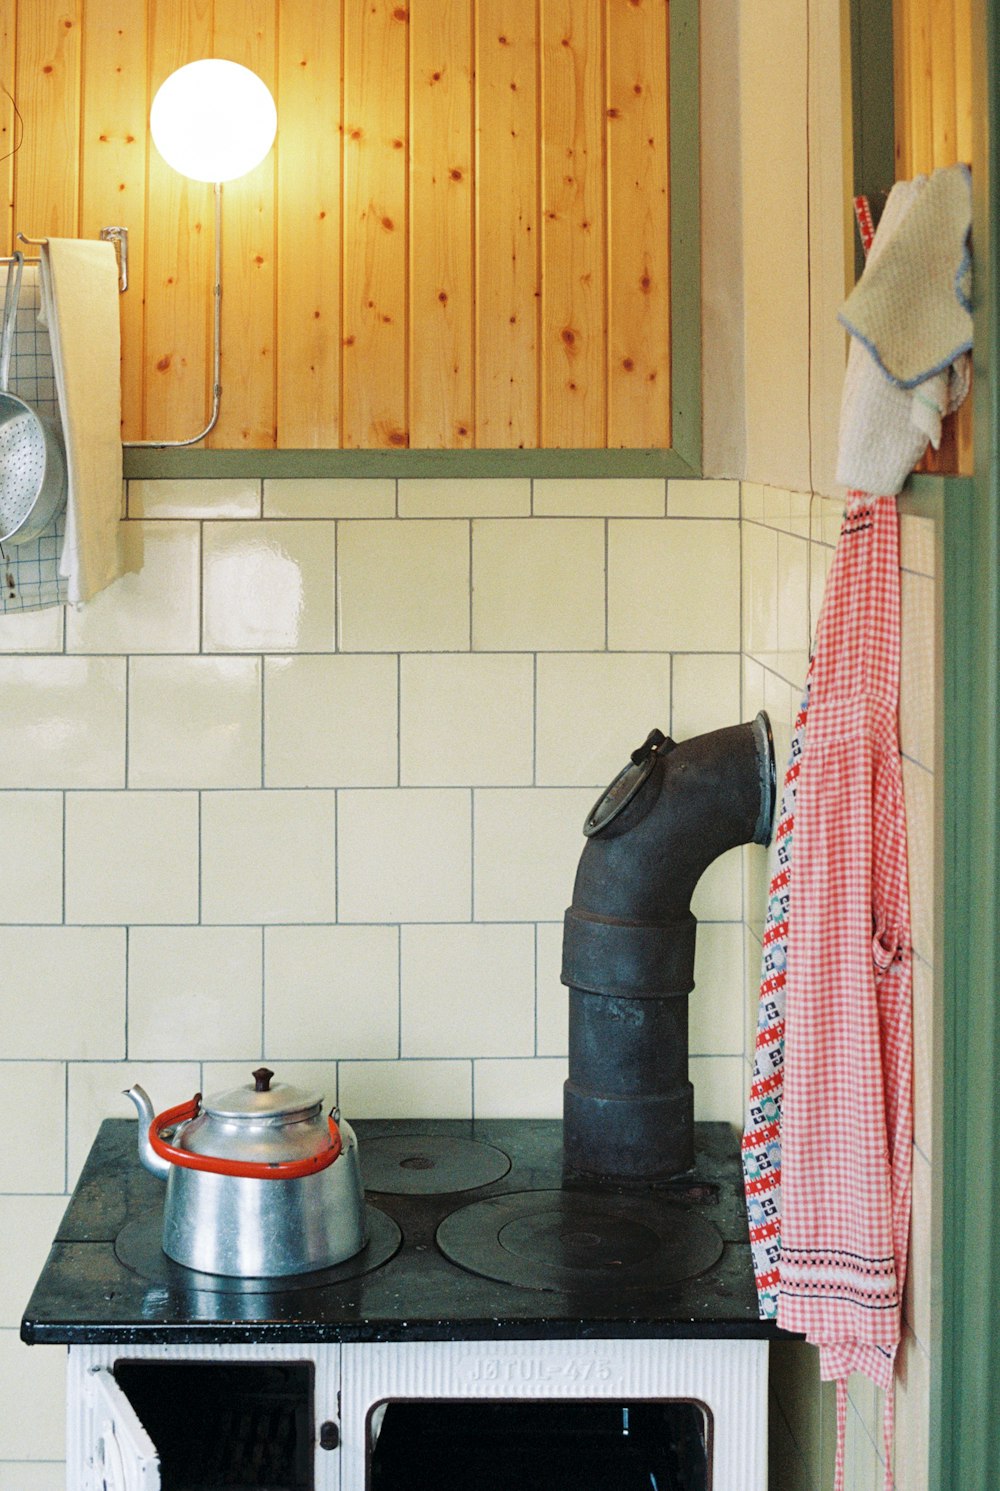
[{"left": 562, "top": 714, "right": 775, "bottom": 1182}]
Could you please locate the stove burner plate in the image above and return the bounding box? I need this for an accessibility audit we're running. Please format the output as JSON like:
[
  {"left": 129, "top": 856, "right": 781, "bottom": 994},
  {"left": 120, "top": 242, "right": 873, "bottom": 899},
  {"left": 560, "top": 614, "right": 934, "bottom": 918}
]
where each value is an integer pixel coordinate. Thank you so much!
[
  {"left": 114, "top": 1204, "right": 401, "bottom": 1293},
  {"left": 436, "top": 1190, "right": 724, "bottom": 1294},
  {"left": 362, "top": 1134, "right": 511, "bottom": 1194}
]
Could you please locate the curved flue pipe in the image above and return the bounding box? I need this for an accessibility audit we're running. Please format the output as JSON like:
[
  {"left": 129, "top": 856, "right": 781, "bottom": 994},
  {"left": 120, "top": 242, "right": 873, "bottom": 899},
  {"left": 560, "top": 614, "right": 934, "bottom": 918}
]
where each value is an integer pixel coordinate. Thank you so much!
[{"left": 562, "top": 714, "right": 775, "bottom": 1183}]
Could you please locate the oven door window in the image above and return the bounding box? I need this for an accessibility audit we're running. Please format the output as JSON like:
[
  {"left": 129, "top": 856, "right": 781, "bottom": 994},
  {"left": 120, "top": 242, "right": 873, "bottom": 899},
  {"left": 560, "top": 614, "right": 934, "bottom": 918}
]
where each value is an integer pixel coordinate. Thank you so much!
[
  {"left": 89, "top": 1367, "right": 161, "bottom": 1490},
  {"left": 106, "top": 1360, "right": 314, "bottom": 1491}
]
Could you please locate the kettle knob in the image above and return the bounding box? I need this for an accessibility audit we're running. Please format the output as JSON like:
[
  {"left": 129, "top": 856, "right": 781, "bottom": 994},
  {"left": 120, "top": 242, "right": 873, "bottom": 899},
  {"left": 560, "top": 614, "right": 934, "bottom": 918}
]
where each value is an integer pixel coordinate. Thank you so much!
[{"left": 252, "top": 1066, "right": 275, "bottom": 1092}]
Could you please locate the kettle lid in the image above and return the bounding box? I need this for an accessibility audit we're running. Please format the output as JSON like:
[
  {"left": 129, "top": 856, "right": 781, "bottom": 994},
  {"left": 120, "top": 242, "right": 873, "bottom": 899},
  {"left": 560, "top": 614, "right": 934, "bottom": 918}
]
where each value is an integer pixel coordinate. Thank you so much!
[{"left": 202, "top": 1066, "right": 323, "bottom": 1122}]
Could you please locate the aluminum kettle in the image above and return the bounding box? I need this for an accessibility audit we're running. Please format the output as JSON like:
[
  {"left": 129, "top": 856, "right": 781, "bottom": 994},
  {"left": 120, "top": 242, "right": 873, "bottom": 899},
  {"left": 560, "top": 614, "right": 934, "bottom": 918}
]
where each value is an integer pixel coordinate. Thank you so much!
[{"left": 125, "top": 1067, "right": 368, "bottom": 1278}]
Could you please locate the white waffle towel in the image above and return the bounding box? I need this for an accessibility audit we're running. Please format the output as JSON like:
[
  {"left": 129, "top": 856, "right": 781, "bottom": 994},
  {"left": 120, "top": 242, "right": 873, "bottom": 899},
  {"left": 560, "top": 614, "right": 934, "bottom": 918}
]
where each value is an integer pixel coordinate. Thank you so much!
[{"left": 836, "top": 164, "right": 972, "bottom": 496}]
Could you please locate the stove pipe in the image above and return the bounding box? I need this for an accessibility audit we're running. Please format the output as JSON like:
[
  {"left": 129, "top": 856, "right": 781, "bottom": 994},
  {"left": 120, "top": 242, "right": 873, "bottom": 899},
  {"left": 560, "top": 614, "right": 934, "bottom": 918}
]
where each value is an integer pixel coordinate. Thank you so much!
[{"left": 562, "top": 713, "right": 775, "bottom": 1182}]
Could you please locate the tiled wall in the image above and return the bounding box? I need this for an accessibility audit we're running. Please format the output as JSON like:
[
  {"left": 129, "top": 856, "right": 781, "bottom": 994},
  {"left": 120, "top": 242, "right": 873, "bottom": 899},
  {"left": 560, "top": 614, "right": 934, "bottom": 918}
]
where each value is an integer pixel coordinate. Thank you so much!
[
  {"left": 741, "top": 484, "right": 938, "bottom": 1491},
  {"left": 0, "top": 473, "right": 755, "bottom": 1483},
  {"left": 0, "top": 472, "right": 937, "bottom": 1489}
]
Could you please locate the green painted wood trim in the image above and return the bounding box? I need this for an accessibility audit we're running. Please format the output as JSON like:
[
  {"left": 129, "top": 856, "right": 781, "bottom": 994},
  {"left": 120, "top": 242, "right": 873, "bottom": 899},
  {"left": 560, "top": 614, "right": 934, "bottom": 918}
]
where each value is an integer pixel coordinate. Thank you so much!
[
  {"left": 123, "top": 4, "right": 701, "bottom": 483},
  {"left": 667, "top": 0, "right": 701, "bottom": 474},
  {"left": 121, "top": 445, "right": 700, "bottom": 481},
  {"left": 932, "top": 0, "right": 1000, "bottom": 1484}
]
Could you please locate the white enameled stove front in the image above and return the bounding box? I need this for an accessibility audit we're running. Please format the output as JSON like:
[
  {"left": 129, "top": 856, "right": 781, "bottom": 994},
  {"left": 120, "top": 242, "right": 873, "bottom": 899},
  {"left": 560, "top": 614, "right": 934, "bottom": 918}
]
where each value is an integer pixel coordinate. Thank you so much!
[{"left": 66, "top": 1336, "right": 768, "bottom": 1491}]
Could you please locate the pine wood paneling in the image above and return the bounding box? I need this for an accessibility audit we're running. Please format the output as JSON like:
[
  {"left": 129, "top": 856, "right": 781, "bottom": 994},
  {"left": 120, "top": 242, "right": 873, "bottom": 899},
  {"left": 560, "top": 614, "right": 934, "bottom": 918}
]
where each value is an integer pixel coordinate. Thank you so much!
[
  {"left": 409, "top": 0, "right": 474, "bottom": 448},
  {"left": 144, "top": 0, "right": 215, "bottom": 443},
  {"left": 606, "top": 0, "right": 670, "bottom": 449},
  {"left": 895, "top": 0, "right": 974, "bottom": 475},
  {"left": 1, "top": 0, "right": 16, "bottom": 254},
  {"left": 13, "top": 0, "right": 82, "bottom": 238},
  {"left": 4, "top": 0, "right": 676, "bottom": 451},
  {"left": 474, "top": 0, "right": 539, "bottom": 448},
  {"left": 342, "top": 0, "right": 409, "bottom": 448},
  {"left": 275, "top": 0, "right": 342, "bottom": 447},
  {"left": 540, "top": 0, "right": 606, "bottom": 448},
  {"left": 79, "top": 0, "right": 147, "bottom": 440},
  {"left": 210, "top": 0, "right": 277, "bottom": 447}
]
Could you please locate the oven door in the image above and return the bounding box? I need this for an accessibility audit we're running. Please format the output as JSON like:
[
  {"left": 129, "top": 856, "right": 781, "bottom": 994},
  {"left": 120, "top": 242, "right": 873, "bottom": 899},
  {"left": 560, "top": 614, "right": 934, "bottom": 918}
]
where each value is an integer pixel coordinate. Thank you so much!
[{"left": 86, "top": 1368, "right": 161, "bottom": 1491}]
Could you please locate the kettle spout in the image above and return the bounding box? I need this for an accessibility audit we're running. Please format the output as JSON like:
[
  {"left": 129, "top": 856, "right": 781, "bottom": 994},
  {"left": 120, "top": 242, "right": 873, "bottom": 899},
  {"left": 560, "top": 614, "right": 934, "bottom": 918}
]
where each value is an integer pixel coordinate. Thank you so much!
[{"left": 123, "top": 1084, "right": 171, "bottom": 1181}]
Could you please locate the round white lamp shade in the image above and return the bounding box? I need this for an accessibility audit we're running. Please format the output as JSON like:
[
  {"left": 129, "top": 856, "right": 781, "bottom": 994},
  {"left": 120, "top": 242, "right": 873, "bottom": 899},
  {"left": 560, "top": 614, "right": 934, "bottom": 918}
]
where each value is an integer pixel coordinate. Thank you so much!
[{"left": 150, "top": 59, "right": 277, "bottom": 183}]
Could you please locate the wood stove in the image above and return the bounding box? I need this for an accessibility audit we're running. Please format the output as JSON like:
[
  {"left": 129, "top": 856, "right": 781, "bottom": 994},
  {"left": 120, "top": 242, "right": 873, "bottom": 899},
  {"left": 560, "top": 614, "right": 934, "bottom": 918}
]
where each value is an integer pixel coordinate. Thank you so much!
[{"left": 22, "top": 1117, "right": 779, "bottom": 1490}]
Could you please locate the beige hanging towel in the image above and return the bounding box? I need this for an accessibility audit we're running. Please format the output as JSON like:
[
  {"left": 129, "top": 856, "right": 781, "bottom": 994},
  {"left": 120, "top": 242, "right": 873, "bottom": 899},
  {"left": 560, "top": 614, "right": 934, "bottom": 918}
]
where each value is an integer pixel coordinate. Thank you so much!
[{"left": 40, "top": 238, "right": 124, "bottom": 607}]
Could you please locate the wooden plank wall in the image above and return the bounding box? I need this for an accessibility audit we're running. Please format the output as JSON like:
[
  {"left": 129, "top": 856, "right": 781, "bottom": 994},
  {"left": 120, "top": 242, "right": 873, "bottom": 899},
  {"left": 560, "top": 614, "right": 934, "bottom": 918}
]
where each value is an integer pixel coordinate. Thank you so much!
[
  {"left": 0, "top": 0, "right": 673, "bottom": 451},
  {"left": 894, "top": 0, "right": 973, "bottom": 473}
]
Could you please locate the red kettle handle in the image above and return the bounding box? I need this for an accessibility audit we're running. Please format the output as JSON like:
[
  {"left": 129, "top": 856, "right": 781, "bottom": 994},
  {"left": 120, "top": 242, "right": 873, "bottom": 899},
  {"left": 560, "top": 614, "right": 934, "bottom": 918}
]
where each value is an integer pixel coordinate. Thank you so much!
[{"left": 149, "top": 1096, "right": 342, "bottom": 1179}]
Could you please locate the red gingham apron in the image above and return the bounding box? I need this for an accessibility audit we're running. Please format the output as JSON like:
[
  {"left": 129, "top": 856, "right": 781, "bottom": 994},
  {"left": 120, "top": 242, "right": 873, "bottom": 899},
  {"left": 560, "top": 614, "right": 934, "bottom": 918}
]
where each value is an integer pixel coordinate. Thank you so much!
[{"left": 746, "top": 493, "right": 913, "bottom": 1491}]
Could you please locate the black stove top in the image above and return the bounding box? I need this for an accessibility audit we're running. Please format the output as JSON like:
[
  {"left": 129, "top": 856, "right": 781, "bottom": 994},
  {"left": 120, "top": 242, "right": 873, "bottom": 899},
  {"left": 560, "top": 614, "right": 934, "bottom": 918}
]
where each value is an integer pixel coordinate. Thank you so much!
[{"left": 21, "top": 1119, "right": 782, "bottom": 1346}]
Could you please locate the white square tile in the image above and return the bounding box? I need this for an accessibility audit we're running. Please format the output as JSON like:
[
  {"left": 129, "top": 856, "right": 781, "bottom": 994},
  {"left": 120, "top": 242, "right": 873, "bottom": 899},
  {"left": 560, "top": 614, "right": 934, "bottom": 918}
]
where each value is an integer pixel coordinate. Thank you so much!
[
  {"left": 399, "top": 478, "right": 530, "bottom": 517},
  {"left": 265, "top": 655, "right": 398, "bottom": 786},
  {"left": 912, "top": 955, "right": 933, "bottom": 1162},
  {"left": 129, "top": 927, "right": 263, "bottom": 1060},
  {"left": 65, "top": 521, "right": 201, "bottom": 653},
  {"left": 128, "top": 478, "right": 261, "bottom": 519},
  {"left": 401, "top": 924, "right": 535, "bottom": 1057},
  {"left": 902, "top": 759, "right": 935, "bottom": 967},
  {"left": 0, "top": 1462, "right": 67, "bottom": 1491},
  {"left": 337, "top": 520, "right": 470, "bottom": 651},
  {"left": 776, "top": 531, "right": 810, "bottom": 685},
  {"left": 474, "top": 788, "right": 596, "bottom": 921},
  {"left": 265, "top": 926, "right": 399, "bottom": 1060},
  {"left": 741, "top": 520, "right": 779, "bottom": 659},
  {"left": 690, "top": 845, "right": 743, "bottom": 921},
  {"left": 740, "top": 482, "right": 765, "bottom": 522},
  {"left": 0, "top": 604, "right": 64, "bottom": 653},
  {"left": 893, "top": 1331, "right": 930, "bottom": 1491},
  {"left": 338, "top": 1059, "right": 473, "bottom": 1118},
  {"left": 671, "top": 654, "right": 742, "bottom": 741},
  {"left": 0, "top": 1064, "right": 65, "bottom": 1191},
  {"left": 689, "top": 922, "right": 744, "bottom": 1056},
  {"left": 608, "top": 520, "right": 741, "bottom": 651},
  {"left": 0, "top": 1331, "right": 65, "bottom": 1460},
  {"left": 0, "top": 1196, "right": 74, "bottom": 1327},
  {"left": 337, "top": 789, "right": 471, "bottom": 922},
  {"left": 899, "top": 570, "right": 936, "bottom": 772},
  {"left": 898, "top": 512, "right": 936, "bottom": 577},
  {"left": 472, "top": 519, "right": 605, "bottom": 651},
  {"left": 667, "top": 479, "right": 740, "bottom": 518},
  {"left": 535, "top": 654, "right": 671, "bottom": 786},
  {"left": 906, "top": 1148, "right": 932, "bottom": 1351},
  {"left": 473, "top": 1057, "right": 567, "bottom": 1118},
  {"left": 65, "top": 792, "right": 199, "bottom": 924},
  {"left": 0, "top": 656, "right": 125, "bottom": 787},
  {"left": 203, "top": 520, "right": 336, "bottom": 652},
  {"left": 400, "top": 654, "right": 533, "bottom": 786},
  {"left": 689, "top": 1054, "right": 744, "bottom": 1125},
  {"left": 67, "top": 1061, "right": 201, "bottom": 1188},
  {"left": 533, "top": 478, "right": 665, "bottom": 517},
  {"left": 536, "top": 922, "right": 568, "bottom": 1056},
  {"left": 0, "top": 792, "right": 63, "bottom": 923},
  {"left": 201, "top": 790, "right": 337, "bottom": 924},
  {"left": 129, "top": 656, "right": 262, "bottom": 788},
  {"left": 264, "top": 477, "right": 395, "bottom": 518},
  {"left": 2, "top": 928, "right": 125, "bottom": 1058},
  {"left": 762, "top": 485, "right": 791, "bottom": 531}
]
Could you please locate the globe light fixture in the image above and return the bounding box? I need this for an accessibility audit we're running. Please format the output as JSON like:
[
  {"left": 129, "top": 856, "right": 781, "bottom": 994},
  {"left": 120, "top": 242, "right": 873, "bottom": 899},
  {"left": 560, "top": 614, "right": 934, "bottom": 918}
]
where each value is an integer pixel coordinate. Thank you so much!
[
  {"left": 150, "top": 59, "right": 277, "bottom": 185},
  {"left": 130, "top": 60, "right": 277, "bottom": 448}
]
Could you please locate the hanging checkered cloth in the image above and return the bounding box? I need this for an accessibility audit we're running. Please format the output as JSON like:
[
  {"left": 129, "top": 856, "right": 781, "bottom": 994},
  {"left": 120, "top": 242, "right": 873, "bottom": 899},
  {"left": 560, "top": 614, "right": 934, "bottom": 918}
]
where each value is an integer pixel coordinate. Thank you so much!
[
  {"left": 777, "top": 492, "right": 912, "bottom": 1491},
  {"left": 741, "top": 672, "right": 811, "bottom": 1316}
]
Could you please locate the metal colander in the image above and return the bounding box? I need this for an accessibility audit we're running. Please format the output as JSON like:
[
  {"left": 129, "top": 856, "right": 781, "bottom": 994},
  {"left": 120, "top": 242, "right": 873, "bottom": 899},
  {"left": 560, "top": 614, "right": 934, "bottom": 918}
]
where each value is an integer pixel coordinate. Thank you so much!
[{"left": 0, "top": 253, "right": 66, "bottom": 545}]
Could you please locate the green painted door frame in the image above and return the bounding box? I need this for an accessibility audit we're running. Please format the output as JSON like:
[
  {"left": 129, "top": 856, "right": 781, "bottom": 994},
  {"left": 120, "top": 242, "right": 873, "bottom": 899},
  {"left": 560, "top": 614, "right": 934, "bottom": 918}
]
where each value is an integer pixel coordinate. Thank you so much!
[{"left": 934, "top": 0, "right": 1000, "bottom": 1485}]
